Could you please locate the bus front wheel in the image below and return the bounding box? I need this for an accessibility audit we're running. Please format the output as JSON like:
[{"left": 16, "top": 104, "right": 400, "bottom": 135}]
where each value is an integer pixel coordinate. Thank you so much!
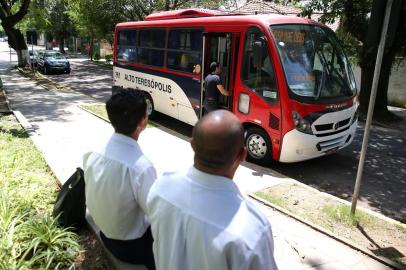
[{"left": 245, "top": 127, "right": 272, "bottom": 165}]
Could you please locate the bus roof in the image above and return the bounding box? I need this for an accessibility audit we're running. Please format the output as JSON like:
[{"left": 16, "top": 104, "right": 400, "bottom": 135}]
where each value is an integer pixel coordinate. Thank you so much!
[
  {"left": 144, "top": 8, "right": 231, "bottom": 21},
  {"left": 116, "top": 9, "right": 324, "bottom": 29}
]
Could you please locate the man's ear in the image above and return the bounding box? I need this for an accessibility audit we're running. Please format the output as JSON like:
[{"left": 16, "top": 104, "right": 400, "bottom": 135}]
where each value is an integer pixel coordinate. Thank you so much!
[
  {"left": 190, "top": 138, "right": 196, "bottom": 152},
  {"left": 141, "top": 114, "right": 148, "bottom": 130},
  {"left": 238, "top": 146, "right": 247, "bottom": 163}
]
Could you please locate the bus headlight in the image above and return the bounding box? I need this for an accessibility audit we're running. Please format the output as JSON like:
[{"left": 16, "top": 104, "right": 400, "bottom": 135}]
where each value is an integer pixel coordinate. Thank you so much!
[
  {"left": 351, "top": 109, "right": 358, "bottom": 125},
  {"left": 292, "top": 111, "right": 313, "bottom": 134}
]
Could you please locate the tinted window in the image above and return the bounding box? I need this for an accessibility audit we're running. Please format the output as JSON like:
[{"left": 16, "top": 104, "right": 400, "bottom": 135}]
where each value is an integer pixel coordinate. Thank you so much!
[
  {"left": 117, "top": 30, "right": 137, "bottom": 63},
  {"left": 118, "top": 30, "right": 137, "bottom": 46},
  {"left": 168, "top": 29, "right": 202, "bottom": 51},
  {"left": 167, "top": 29, "right": 202, "bottom": 74},
  {"left": 137, "top": 29, "right": 166, "bottom": 67},
  {"left": 242, "top": 27, "right": 277, "bottom": 104},
  {"left": 139, "top": 29, "right": 165, "bottom": 48}
]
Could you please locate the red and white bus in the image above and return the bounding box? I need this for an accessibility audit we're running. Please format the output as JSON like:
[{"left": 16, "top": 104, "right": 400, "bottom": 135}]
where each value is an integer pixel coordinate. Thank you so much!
[{"left": 112, "top": 9, "right": 358, "bottom": 163}]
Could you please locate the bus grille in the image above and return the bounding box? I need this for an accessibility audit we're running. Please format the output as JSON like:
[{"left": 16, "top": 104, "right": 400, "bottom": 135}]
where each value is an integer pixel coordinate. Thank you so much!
[
  {"left": 314, "top": 117, "right": 351, "bottom": 134},
  {"left": 316, "top": 136, "right": 346, "bottom": 152},
  {"left": 314, "top": 123, "right": 333, "bottom": 131}
]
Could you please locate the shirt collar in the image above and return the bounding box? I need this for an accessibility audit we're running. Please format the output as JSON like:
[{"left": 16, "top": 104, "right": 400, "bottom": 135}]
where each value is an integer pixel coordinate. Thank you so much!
[
  {"left": 111, "top": 133, "right": 141, "bottom": 150},
  {"left": 187, "top": 166, "right": 241, "bottom": 194}
]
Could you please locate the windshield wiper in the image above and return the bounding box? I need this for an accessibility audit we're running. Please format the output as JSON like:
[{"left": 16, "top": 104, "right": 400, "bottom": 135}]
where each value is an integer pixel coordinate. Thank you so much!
[{"left": 315, "top": 50, "right": 328, "bottom": 100}]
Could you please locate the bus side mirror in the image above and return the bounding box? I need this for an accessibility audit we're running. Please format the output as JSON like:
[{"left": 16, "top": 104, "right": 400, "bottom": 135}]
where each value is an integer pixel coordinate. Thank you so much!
[{"left": 253, "top": 41, "right": 264, "bottom": 68}]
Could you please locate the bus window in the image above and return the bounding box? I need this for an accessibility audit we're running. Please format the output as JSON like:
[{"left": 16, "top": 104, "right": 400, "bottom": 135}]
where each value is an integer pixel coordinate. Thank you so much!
[
  {"left": 242, "top": 27, "right": 278, "bottom": 104},
  {"left": 167, "top": 29, "right": 202, "bottom": 74},
  {"left": 138, "top": 29, "right": 166, "bottom": 67},
  {"left": 117, "top": 30, "right": 137, "bottom": 63}
]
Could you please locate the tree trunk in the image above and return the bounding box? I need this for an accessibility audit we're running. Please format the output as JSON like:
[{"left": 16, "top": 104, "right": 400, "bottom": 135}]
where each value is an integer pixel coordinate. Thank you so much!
[
  {"left": 2, "top": 26, "right": 29, "bottom": 67},
  {"left": 89, "top": 34, "right": 94, "bottom": 61},
  {"left": 359, "top": 47, "right": 397, "bottom": 123},
  {"left": 358, "top": 0, "right": 404, "bottom": 123},
  {"left": 59, "top": 37, "right": 65, "bottom": 53}
]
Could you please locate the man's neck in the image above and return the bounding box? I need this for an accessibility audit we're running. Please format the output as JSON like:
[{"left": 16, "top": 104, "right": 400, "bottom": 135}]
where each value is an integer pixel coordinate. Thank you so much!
[
  {"left": 117, "top": 132, "right": 139, "bottom": 141},
  {"left": 193, "top": 163, "right": 234, "bottom": 179}
]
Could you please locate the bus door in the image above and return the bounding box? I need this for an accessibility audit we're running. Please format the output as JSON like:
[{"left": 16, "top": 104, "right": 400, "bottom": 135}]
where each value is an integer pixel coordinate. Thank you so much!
[{"left": 200, "top": 33, "right": 236, "bottom": 116}]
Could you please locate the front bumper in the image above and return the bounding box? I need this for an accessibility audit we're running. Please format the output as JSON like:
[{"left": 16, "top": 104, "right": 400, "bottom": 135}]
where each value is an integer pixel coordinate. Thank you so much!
[{"left": 279, "top": 120, "right": 357, "bottom": 163}]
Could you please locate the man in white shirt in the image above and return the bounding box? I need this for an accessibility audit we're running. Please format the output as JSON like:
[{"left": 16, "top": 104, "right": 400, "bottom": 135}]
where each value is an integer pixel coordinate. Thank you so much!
[
  {"left": 83, "top": 90, "right": 156, "bottom": 269},
  {"left": 147, "top": 110, "right": 278, "bottom": 270}
]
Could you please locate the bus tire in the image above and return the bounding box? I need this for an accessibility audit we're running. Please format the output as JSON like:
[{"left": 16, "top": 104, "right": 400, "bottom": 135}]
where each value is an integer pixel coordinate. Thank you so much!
[
  {"left": 144, "top": 93, "right": 155, "bottom": 119},
  {"left": 245, "top": 127, "right": 272, "bottom": 165}
]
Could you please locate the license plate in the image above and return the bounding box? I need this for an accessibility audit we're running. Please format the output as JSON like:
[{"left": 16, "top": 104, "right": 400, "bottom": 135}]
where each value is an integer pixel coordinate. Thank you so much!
[{"left": 325, "top": 147, "right": 339, "bottom": 155}]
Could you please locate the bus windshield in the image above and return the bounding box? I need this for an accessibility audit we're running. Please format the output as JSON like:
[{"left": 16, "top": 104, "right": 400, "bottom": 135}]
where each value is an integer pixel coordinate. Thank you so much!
[{"left": 270, "top": 24, "right": 356, "bottom": 102}]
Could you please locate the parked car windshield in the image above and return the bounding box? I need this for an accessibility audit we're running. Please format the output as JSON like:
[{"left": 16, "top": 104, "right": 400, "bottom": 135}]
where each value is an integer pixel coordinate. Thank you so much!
[
  {"left": 270, "top": 24, "right": 356, "bottom": 103},
  {"left": 44, "top": 52, "right": 65, "bottom": 60}
]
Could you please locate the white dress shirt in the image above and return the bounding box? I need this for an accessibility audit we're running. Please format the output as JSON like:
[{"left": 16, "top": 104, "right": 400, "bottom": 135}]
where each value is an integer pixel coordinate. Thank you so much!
[
  {"left": 147, "top": 166, "right": 278, "bottom": 270},
  {"left": 83, "top": 133, "right": 156, "bottom": 240}
]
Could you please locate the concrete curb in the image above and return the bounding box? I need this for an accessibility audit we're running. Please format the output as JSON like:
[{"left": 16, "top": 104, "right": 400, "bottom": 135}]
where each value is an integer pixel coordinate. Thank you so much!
[
  {"left": 17, "top": 67, "right": 72, "bottom": 92},
  {"left": 77, "top": 103, "right": 110, "bottom": 123},
  {"left": 249, "top": 193, "right": 406, "bottom": 270}
]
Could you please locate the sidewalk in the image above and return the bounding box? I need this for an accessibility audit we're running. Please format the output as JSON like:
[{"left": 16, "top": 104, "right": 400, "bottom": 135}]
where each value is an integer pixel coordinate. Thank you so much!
[{"left": 1, "top": 67, "right": 393, "bottom": 269}]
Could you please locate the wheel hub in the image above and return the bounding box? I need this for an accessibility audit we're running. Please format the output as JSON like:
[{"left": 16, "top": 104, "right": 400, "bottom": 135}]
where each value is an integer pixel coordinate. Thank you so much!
[
  {"left": 247, "top": 134, "right": 267, "bottom": 159},
  {"left": 146, "top": 99, "right": 153, "bottom": 116}
]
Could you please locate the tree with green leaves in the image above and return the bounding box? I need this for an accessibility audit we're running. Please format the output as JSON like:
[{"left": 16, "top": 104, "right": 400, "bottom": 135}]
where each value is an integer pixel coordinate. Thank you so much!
[
  {"left": 301, "top": 0, "right": 406, "bottom": 123},
  {"left": 66, "top": 0, "right": 230, "bottom": 59},
  {"left": 0, "top": 0, "right": 31, "bottom": 67},
  {"left": 67, "top": 0, "right": 109, "bottom": 59},
  {"left": 48, "top": 0, "right": 74, "bottom": 53},
  {"left": 23, "top": 0, "right": 74, "bottom": 53}
]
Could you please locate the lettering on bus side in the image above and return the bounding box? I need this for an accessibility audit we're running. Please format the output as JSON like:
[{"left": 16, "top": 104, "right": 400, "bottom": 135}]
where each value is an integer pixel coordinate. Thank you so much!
[
  {"left": 124, "top": 73, "right": 172, "bottom": 93},
  {"left": 114, "top": 71, "right": 121, "bottom": 79}
]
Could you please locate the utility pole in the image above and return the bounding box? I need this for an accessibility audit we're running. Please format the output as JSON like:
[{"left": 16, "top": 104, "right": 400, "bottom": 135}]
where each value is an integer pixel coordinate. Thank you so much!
[{"left": 351, "top": 0, "right": 394, "bottom": 216}]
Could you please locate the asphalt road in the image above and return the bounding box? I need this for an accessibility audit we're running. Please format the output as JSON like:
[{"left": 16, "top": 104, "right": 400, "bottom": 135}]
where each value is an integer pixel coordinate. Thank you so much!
[{"left": 2, "top": 45, "right": 405, "bottom": 222}]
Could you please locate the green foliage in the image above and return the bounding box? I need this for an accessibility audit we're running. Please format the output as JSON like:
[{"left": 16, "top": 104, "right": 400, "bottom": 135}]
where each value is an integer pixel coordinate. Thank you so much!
[
  {"left": 254, "top": 191, "right": 288, "bottom": 208},
  {"left": 105, "top": 54, "right": 113, "bottom": 62},
  {"left": 23, "top": 0, "right": 75, "bottom": 50},
  {"left": 336, "top": 30, "right": 363, "bottom": 65},
  {"left": 66, "top": 0, "right": 229, "bottom": 43},
  {"left": 0, "top": 115, "right": 82, "bottom": 268},
  {"left": 93, "top": 52, "right": 100, "bottom": 61}
]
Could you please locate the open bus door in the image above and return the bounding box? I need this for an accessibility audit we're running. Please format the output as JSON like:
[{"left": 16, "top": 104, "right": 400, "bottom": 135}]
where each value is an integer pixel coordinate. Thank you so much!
[{"left": 200, "top": 32, "right": 238, "bottom": 117}]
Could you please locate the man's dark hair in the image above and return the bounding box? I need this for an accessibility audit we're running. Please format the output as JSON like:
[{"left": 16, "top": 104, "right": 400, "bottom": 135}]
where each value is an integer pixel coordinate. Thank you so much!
[
  {"left": 209, "top": 62, "right": 218, "bottom": 73},
  {"left": 192, "top": 110, "right": 244, "bottom": 169},
  {"left": 106, "top": 90, "right": 147, "bottom": 135}
]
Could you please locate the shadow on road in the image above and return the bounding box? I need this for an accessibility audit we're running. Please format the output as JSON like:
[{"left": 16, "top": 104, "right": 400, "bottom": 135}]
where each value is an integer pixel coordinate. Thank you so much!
[{"left": 271, "top": 120, "right": 406, "bottom": 223}]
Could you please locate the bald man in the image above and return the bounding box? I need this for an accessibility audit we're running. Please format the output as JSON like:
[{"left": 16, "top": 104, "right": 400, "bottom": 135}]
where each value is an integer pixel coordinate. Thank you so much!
[{"left": 146, "top": 110, "right": 278, "bottom": 270}]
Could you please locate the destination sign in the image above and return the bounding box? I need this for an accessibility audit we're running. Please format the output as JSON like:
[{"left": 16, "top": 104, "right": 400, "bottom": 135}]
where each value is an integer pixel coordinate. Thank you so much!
[{"left": 273, "top": 30, "right": 305, "bottom": 44}]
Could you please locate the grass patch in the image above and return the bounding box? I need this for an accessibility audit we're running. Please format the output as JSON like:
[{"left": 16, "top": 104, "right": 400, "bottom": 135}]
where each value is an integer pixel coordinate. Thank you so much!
[
  {"left": 322, "top": 204, "right": 377, "bottom": 227},
  {"left": 80, "top": 103, "right": 158, "bottom": 128},
  {"left": 388, "top": 98, "right": 406, "bottom": 108},
  {"left": 0, "top": 114, "right": 82, "bottom": 268},
  {"left": 255, "top": 191, "right": 288, "bottom": 209},
  {"left": 80, "top": 103, "right": 109, "bottom": 122},
  {"left": 255, "top": 183, "right": 406, "bottom": 266}
]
